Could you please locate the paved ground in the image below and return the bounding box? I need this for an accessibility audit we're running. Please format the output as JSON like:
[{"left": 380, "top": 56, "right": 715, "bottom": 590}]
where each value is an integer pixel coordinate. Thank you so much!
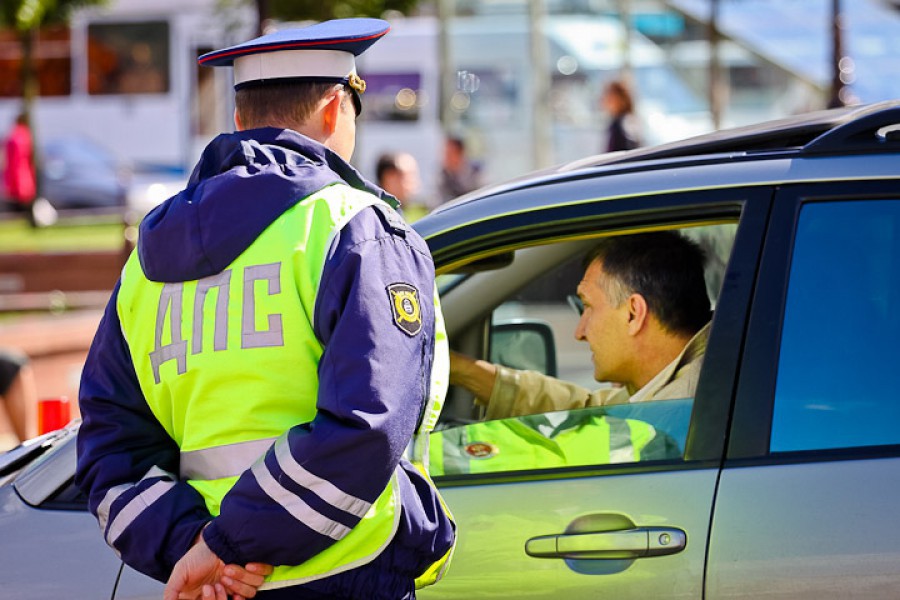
[{"left": 0, "top": 309, "right": 104, "bottom": 422}]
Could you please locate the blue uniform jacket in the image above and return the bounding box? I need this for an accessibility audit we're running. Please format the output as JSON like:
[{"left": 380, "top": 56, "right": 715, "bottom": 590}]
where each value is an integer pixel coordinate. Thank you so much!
[{"left": 75, "top": 128, "right": 454, "bottom": 593}]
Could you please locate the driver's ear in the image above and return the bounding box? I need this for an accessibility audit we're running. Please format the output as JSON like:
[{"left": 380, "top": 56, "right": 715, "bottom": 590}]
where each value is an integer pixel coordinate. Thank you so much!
[{"left": 626, "top": 293, "right": 649, "bottom": 335}]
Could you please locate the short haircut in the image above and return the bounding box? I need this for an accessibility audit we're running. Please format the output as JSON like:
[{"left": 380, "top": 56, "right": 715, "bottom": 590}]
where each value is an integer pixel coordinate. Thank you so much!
[
  {"left": 584, "top": 231, "right": 710, "bottom": 336},
  {"left": 375, "top": 152, "right": 402, "bottom": 184},
  {"left": 235, "top": 81, "right": 341, "bottom": 129}
]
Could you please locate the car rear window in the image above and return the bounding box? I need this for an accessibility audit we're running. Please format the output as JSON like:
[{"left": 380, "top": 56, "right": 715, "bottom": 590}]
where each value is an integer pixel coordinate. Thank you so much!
[{"left": 772, "top": 199, "right": 900, "bottom": 452}]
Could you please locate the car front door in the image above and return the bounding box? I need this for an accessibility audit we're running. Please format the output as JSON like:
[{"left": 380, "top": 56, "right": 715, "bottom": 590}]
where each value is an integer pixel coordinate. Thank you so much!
[{"left": 419, "top": 185, "right": 772, "bottom": 599}]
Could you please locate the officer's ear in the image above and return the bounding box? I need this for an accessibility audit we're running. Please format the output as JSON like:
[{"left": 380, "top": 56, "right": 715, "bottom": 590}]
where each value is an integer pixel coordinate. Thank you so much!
[
  {"left": 625, "top": 293, "right": 649, "bottom": 336},
  {"left": 234, "top": 109, "right": 244, "bottom": 132},
  {"left": 321, "top": 88, "right": 343, "bottom": 135}
]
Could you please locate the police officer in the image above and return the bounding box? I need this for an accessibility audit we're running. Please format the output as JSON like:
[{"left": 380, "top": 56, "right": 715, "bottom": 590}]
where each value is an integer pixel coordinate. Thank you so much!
[{"left": 76, "top": 19, "right": 455, "bottom": 600}]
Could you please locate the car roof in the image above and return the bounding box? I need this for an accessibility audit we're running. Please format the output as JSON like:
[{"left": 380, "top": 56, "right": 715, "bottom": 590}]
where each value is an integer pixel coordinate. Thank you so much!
[
  {"left": 415, "top": 100, "right": 900, "bottom": 246},
  {"left": 583, "top": 100, "right": 900, "bottom": 165}
]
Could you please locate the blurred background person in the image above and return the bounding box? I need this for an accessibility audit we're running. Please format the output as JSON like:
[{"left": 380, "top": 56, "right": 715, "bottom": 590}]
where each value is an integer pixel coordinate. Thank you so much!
[
  {"left": 376, "top": 151, "right": 422, "bottom": 208},
  {"left": 0, "top": 349, "right": 38, "bottom": 450},
  {"left": 3, "top": 112, "right": 37, "bottom": 223},
  {"left": 600, "top": 79, "right": 642, "bottom": 153},
  {"left": 438, "top": 135, "right": 482, "bottom": 204}
]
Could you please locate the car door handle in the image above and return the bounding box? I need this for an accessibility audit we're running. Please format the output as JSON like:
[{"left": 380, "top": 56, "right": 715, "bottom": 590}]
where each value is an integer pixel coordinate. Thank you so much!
[{"left": 525, "top": 526, "right": 686, "bottom": 560}]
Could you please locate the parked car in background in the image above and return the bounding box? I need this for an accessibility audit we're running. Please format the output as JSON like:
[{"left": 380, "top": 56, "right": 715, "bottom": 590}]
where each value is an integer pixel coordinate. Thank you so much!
[
  {"left": 39, "top": 136, "right": 128, "bottom": 211},
  {"left": 0, "top": 134, "right": 187, "bottom": 223},
  {"left": 3, "top": 101, "right": 900, "bottom": 598}
]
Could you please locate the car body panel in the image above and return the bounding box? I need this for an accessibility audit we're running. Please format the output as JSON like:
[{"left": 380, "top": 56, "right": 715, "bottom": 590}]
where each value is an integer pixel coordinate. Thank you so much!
[
  {"left": 115, "top": 564, "right": 167, "bottom": 599},
  {"left": 421, "top": 468, "right": 719, "bottom": 599},
  {"left": 708, "top": 458, "right": 900, "bottom": 598},
  {"left": 0, "top": 428, "right": 166, "bottom": 598},
  {"left": 0, "top": 482, "right": 123, "bottom": 599}
]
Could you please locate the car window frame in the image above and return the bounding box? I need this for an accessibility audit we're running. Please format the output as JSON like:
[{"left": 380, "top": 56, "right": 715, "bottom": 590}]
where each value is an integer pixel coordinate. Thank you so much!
[
  {"left": 428, "top": 184, "right": 774, "bottom": 485},
  {"left": 729, "top": 177, "right": 900, "bottom": 463}
]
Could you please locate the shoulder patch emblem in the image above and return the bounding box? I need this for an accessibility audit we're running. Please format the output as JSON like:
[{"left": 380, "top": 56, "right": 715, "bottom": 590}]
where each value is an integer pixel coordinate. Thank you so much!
[{"left": 387, "top": 282, "right": 422, "bottom": 336}]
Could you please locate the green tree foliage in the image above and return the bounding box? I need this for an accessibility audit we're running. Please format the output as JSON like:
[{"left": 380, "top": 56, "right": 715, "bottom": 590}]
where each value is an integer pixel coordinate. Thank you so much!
[
  {"left": 0, "top": 0, "right": 107, "bottom": 31},
  {"left": 1, "top": 0, "right": 107, "bottom": 107},
  {"left": 267, "top": 0, "right": 419, "bottom": 22}
]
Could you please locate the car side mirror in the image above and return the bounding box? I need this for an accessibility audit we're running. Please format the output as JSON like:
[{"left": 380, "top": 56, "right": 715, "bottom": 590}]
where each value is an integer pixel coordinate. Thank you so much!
[{"left": 489, "top": 319, "right": 558, "bottom": 378}]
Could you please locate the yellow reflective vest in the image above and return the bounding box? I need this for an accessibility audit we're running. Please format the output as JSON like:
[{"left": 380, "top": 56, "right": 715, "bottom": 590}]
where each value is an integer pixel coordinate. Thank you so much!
[{"left": 118, "top": 183, "right": 452, "bottom": 588}]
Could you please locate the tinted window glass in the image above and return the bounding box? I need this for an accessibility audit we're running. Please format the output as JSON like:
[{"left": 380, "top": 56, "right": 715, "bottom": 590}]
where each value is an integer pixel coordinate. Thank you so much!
[{"left": 772, "top": 200, "right": 900, "bottom": 452}]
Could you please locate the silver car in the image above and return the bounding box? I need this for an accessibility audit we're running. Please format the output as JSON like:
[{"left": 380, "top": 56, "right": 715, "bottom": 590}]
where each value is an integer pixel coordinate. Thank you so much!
[{"left": 3, "top": 101, "right": 900, "bottom": 598}]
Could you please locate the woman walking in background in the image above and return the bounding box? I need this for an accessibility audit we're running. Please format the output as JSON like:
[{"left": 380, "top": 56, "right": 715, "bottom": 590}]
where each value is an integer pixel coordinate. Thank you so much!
[{"left": 600, "top": 79, "right": 642, "bottom": 153}]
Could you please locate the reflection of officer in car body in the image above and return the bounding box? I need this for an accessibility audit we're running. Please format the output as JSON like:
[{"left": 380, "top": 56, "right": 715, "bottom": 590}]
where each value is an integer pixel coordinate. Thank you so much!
[
  {"left": 429, "top": 407, "right": 683, "bottom": 476},
  {"left": 75, "top": 19, "right": 455, "bottom": 600},
  {"left": 436, "top": 232, "right": 710, "bottom": 474}
]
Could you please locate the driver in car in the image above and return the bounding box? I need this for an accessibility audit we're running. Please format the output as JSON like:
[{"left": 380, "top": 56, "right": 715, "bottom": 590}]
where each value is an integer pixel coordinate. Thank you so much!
[{"left": 449, "top": 231, "right": 712, "bottom": 421}]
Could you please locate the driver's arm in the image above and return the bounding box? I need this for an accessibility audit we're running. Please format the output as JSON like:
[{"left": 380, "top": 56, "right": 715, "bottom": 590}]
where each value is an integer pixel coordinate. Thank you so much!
[
  {"left": 448, "top": 351, "right": 498, "bottom": 402},
  {"left": 450, "top": 351, "right": 624, "bottom": 420}
]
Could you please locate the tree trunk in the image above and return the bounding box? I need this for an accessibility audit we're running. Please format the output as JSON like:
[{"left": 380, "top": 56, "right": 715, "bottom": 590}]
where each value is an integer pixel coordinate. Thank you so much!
[
  {"left": 256, "top": 0, "right": 269, "bottom": 35},
  {"left": 828, "top": 0, "right": 846, "bottom": 108},
  {"left": 19, "top": 27, "right": 41, "bottom": 210},
  {"left": 18, "top": 28, "right": 37, "bottom": 123}
]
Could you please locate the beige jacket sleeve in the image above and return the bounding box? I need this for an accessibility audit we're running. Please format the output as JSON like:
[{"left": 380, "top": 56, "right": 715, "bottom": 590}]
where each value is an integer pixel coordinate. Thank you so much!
[{"left": 478, "top": 365, "right": 628, "bottom": 420}]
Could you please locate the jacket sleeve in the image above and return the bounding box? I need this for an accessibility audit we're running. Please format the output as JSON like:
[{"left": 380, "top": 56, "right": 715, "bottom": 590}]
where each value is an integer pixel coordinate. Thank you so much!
[
  {"left": 75, "top": 282, "right": 212, "bottom": 582},
  {"left": 203, "top": 205, "right": 436, "bottom": 566},
  {"left": 482, "top": 366, "right": 626, "bottom": 420}
]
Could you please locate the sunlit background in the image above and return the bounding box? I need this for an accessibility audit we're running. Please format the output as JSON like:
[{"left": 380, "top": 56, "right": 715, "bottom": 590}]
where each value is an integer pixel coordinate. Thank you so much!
[
  {"left": 2, "top": 0, "right": 895, "bottom": 207},
  {"left": 0, "top": 0, "right": 897, "bottom": 407}
]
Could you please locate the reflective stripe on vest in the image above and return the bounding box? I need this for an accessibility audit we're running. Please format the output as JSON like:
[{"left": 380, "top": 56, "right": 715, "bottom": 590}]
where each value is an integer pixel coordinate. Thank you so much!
[
  {"left": 180, "top": 438, "right": 276, "bottom": 480},
  {"left": 428, "top": 413, "right": 660, "bottom": 476},
  {"left": 117, "top": 183, "right": 449, "bottom": 587}
]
